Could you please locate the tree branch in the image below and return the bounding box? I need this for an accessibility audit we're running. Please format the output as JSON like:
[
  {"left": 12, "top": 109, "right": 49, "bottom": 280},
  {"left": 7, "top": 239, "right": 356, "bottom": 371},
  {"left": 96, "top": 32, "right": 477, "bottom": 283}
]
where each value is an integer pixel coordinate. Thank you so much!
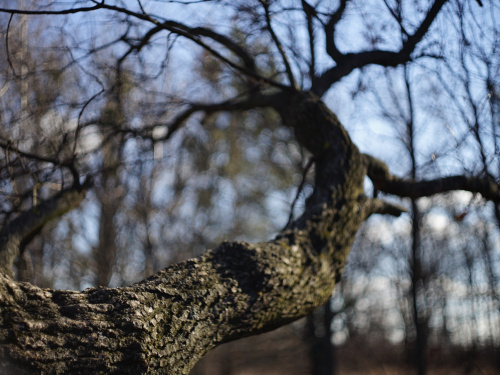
[
  {"left": 151, "top": 92, "right": 285, "bottom": 142},
  {"left": 0, "top": 4, "right": 104, "bottom": 15},
  {"left": 260, "top": 1, "right": 298, "bottom": 89},
  {"left": 157, "top": 20, "right": 288, "bottom": 90},
  {"left": 363, "top": 198, "right": 408, "bottom": 218},
  {"left": 0, "top": 91, "right": 368, "bottom": 374},
  {"left": 312, "top": 0, "right": 448, "bottom": 96},
  {"left": 0, "top": 179, "right": 91, "bottom": 277},
  {"left": 365, "top": 154, "right": 500, "bottom": 203},
  {"left": 403, "top": 0, "right": 447, "bottom": 55},
  {"left": 302, "top": 0, "right": 317, "bottom": 80},
  {"left": 0, "top": 139, "right": 65, "bottom": 167},
  {"left": 324, "top": 0, "right": 349, "bottom": 63}
]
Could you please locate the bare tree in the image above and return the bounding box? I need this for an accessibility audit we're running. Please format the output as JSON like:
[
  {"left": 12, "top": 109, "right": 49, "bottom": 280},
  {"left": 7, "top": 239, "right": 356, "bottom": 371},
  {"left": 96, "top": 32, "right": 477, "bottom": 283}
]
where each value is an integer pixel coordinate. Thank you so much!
[{"left": 0, "top": 1, "right": 498, "bottom": 374}]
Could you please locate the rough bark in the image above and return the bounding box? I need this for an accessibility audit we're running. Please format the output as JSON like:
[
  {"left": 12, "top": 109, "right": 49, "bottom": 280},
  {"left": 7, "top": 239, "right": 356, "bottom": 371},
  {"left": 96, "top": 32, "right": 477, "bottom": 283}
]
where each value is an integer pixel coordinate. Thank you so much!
[
  {"left": 0, "top": 91, "right": 374, "bottom": 374},
  {"left": 0, "top": 91, "right": 498, "bottom": 374}
]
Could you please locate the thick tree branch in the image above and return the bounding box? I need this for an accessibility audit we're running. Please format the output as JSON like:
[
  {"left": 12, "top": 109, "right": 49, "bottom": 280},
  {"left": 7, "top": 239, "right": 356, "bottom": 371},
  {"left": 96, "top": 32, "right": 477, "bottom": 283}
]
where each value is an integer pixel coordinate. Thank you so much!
[
  {"left": 365, "top": 154, "right": 500, "bottom": 203},
  {"left": 0, "top": 236, "right": 336, "bottom": 374},
  {"left": 312, "top": 50, "right": 412, "bottom": 96},
  {"left": 0, "top": 90, "right": 369, "bottom": 374},
  {"left": 1, "top": 89, "right": 490, "bottom": 374}
]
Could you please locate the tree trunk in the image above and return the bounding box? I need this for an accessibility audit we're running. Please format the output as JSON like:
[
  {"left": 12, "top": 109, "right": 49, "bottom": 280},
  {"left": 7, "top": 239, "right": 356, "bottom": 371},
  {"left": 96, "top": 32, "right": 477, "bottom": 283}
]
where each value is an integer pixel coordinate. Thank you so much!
[
  {"left": 410, "top": 199, "right": 427, "bottom": 375},
  {"left": 306, "top": 300, "right": 336, "bottom": 375},
  {"left": 0, "top": 91, "right": 399, "bottom": 374}
]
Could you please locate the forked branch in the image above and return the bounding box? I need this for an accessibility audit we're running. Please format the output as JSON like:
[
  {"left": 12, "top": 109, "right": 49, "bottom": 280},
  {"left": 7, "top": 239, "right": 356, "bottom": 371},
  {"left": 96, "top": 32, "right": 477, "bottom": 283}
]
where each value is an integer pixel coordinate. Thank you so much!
[{"left": 313, "top": 0, "right": 448, "bottom": 96}]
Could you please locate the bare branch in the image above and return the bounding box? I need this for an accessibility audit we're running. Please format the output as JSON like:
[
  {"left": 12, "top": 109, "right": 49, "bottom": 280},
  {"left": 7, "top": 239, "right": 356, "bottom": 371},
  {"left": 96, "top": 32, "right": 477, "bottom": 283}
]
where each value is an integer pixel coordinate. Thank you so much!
[
  {"left": 324, "top": 0, "right": 349, "bottom": 62},
  {"left": 187, "top": 26, "right": 257, "bottom": 73},
  {"left": 153, "top": 92, "right": 285, "bottom": 142},
  {"left": 301, "top": 0, "right": 317, "bottom": 80},
  {"left": 0, "top": 3, "right": 104, "bottom": 15},
  {"left": 404, "top": 0, "right": 448, "bottom": 54},
  {"left": 365, "top": 154, "right": 500, "bottom": 203},
  {"left": 313, "top": 0, "right": 448, "bottom": 97},
  {"left": 158, "top": 20, "right": 288, "bottom": 90},
  {"left": 260, "top": 1, "right": 298, "bottom": 89},
  {"left": 364, "top": 198, "right": 408, "bottom": 218},
  {"left": 0, "top": 139, "right": 65, "bottom": 167},
  {"left": 0, "top": 180, "right": 91, "bottom": 277}
]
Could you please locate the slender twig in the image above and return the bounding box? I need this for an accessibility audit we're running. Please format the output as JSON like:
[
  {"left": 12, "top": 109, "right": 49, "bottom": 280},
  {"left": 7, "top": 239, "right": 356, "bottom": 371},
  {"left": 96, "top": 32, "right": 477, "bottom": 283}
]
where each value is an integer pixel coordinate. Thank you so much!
[
  {"left": 260, "top": 0, "right": 298, "bottom": 89},
  {"left": 137, "top": 0, "right": 147, "bottom": 14},
  {"left": 5, "top": 14, "right": 18, "bottom": 77},
  {"left": 73, "top": 89, "right": 106, "bottom": 156}
]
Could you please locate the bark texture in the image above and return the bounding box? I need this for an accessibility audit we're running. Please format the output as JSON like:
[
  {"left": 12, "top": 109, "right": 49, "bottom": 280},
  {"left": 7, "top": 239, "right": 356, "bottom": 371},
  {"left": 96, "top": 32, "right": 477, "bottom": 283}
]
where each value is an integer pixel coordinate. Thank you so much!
[
  {"left": 0, "top": 91, "right": 374, "bottom": 374},
  {"left": 1, "top": 91, "right": 496, "bottom": 374}
]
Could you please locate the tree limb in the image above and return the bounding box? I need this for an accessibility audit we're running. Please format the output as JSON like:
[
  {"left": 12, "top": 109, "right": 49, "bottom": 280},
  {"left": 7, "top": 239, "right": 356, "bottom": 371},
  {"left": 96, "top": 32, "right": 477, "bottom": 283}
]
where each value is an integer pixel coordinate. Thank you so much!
[
  {"left": 363, "top": 198, "right": 408, "bottom": 218},
  {"left": 365, "top": 154, "right": 500, "bottom": 203},
  {"left": 260, "top": 0, "right": 299, "bottom": 89},
  {"left": 0, "top": 91, "right": 368, "bottom": 374},
  {"left": 302, "top": 0, "right": 318, "bottom": 80},
  {"left": 151, "top": 92, "right": 285, "bottom": 142},
  {"left": 313, "top": 0, "right": 448, "bottom": 96},
  {"left": 0, "top": 179, "right": 91, "bottom": 277},
  {"left": 324, "top": 0, "right": 349, "bottom": 63},
  {"left": 0, "top": 4, "right": 104, "bottom": 15}
]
